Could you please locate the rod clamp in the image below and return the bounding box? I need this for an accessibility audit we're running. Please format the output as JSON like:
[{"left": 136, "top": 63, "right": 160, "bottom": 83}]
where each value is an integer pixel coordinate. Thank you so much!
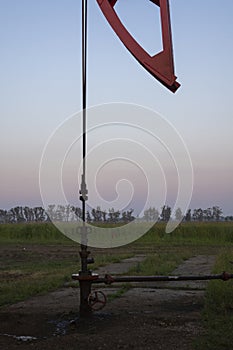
[
  {"left": 222, "top": 271, "right": 231, "bottom": 281},
  {"left": 79, "top": 174, "right": 88, "bottom": 201},
  {"left": 104, "top": 274, "right": 115, "bottom": 285}
]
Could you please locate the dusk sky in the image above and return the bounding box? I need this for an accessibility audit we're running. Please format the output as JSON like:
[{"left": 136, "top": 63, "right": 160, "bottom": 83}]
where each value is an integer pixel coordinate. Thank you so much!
[{"left": 1, "top": 0, "right": 233, "bottom": 215}]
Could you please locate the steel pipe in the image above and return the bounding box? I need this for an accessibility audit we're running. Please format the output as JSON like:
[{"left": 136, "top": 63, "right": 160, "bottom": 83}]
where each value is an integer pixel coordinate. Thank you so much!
[{"left": 73, "top": 272, "right": 233, "bottom": 285}]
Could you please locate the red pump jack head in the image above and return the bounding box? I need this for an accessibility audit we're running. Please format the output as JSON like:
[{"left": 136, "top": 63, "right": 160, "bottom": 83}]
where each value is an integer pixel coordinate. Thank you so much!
[{"left": 97, "top": 0, "right": 180, "bottom": 92}]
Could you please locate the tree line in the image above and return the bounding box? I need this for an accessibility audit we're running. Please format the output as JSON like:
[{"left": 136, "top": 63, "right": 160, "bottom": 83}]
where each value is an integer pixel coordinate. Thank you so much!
[
  {"left": 144, "top": 205, "right": 230, "bottom": 222},
  {"left": 0, "top": 205, "right": 135, "bottom": 224},
  {"left": 0, "top": 204, "right": 232, "bottom": 224}
]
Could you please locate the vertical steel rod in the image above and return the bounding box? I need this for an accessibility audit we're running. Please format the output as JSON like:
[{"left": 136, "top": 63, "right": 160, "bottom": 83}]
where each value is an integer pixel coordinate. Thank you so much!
[
  {"left": 79, "top": 0, "right": 92, "bottom": 316},
  {"left": 82, "top": 0, "right": 87, "bottom": 182},
  {"left": 81, "top": 0, "right": 87, "bottom": 253}
]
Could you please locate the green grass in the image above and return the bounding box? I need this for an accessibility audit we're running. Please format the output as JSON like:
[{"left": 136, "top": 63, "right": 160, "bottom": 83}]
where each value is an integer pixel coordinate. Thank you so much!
[
  {"left": 126, "top": 250, "right": 192, "bottom": 276},
  {"left": 0, "top": 260, "right": 75, "bottom": 306},
  {"left": 87, "top": 253, "right": 133, "bottom": 271},
  {"left": 195, "top": 249, "right": 233, "bottom": 350},
  {"left": 1, "top": 218, "right": 233, "bottom": 346},
  {"left": 108, "top": 283, "right": 132, "bottom": 301},
  {"left": 0, "top": 222, "right": 71, "bottom": 244},
  {"left": 137, "top": 222, "right": 233, "bottom": 246},
  {"left": 1, "top": 222, "right": 233, "bottom": 246},
  {"left": 0, "top": 246, "right": 132, "bottom": 308}
]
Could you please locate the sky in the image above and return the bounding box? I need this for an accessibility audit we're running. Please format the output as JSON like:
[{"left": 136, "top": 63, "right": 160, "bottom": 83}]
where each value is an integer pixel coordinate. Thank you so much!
[{"left": 1, "top": 0, "right": 233, "bottom": 215}]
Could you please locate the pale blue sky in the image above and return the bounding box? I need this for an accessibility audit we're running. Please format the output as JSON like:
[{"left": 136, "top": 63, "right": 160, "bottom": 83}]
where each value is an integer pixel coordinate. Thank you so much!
[{"left": 1, "top": 0, "right": 233, "bottom": 215}]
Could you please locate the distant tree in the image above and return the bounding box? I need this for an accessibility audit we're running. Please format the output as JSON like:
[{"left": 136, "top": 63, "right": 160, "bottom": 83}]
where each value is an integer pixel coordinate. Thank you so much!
[
  {"left": 126, "top": 209, "right": 134, "bottom": 222},
  {"left": 197, "top": 208, "right": 204, "bottom": 221},
  {"left": 9, "top": 208, "right": 16, "bottom": 223},
  {"left": 108, "top": 208, "right": 115, "bottom": 222},
  {"left": 225, "top": 216, "right": 233, "bottom": 222},
  {"left": 8, "top": 207, "right": 18, "bottom": 223},
  {"left": 143, "top": 209, "right": 150, "bottom": 222},
  {"left": 102, "top": 210, "right": 107, "bottom": 222},
  {"left": 107, "top": 208, "right": 121, "bottom": 223},
  {"left": 0, "top": 209, "right": 7, "bottom": 223},
  {"left": 24, "top": 206, "right": 34, "bottom": 222},
  {"left": 86, "top": 211, "right": 92, "bottom": 223},
  {"left": 53, "top": 205, "right": 64, "bottom": 221},
  {"left": 122, "top": 211, "right": 128, "bottom": 223},
  {"left": 14, "top": 206, "right": 26, "bottom": 223},
  {"left": 113, "top": 210, "right": 121, "bottom": 223},
  {"left": 192, "top": 208, "right": 203, "bottom": 221},
  {"left": 5, "top": 210, "right": 14, "bottom": 223},
  {"left": 33, "top": 207, "right": 46, "bottom": 222},
  {"left": 91, "top": 206, "right": 103, "bottom": 222},
  {"left": 121, "top": 209, "right": 134, "bottom": 223},
  {"left": 47, "top": 205, "right": 56, "bottom": 221},
  {"left": 96, "top": 206, "right": 103, "bottom": 222},
  {"left": 185, "top": 209, "right": 192, "bottom": 222},
  {"left": 72, "top": 206, "right": 82, "bottom": 221},
  {"left": 91, "top": 208, "right": 97, "bottom": 222},
  {"left": 175, "top": 208, "right": 183, "bottom": 221},
  {"left": 212, "top": 206, "right": 223, "bottom": 221},
  {"left": 192, "top": 209, "right": 197, "bottom": 221},
  {"left": 160, "top": 205, "right": 171, "bottom": 222},
  {"left": 203, "top": 208, "right": 213, "bottom": 221},
  {"left": 160, "top": 206, "right": 166, "bottom": 221},
  {"left": 192, "top": 207, "right": 223, "bottom": 222},
  {"left": 144, "top": 207, "right": 159, "bottom": 222},
  {"left": 64, "top": 205, "right": 72, "bottom": 222}
]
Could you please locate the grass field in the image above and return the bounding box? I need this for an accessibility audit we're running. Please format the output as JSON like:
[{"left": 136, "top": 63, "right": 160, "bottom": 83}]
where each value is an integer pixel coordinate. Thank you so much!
[
  {"left": 1, "top": 221, "right": 233, "bottom": 349},
  {"left": 1, "top": 221, "right": 233, "bottom": 245},
  {"left": 195, "top": 249, "right": 233, "bottom": 350}
]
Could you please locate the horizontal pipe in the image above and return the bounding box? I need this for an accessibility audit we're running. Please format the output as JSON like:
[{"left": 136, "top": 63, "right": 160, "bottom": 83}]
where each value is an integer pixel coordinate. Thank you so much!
[{"left": 91, "top": 272, "right": 233, "bottom": 284}]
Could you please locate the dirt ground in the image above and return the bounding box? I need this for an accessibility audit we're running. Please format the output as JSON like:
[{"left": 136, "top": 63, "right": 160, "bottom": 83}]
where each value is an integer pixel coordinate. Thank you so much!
[{"left": 0, "top": 253, "right": 215, "bottom": 350}]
